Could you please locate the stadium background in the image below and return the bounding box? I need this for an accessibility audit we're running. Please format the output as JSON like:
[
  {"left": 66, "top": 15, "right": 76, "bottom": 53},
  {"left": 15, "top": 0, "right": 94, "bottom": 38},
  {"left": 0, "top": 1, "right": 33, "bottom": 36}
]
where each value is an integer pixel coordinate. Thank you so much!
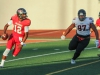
[
  {"left": 0, "top": 0, "right": 100, "bottom": 38},
  {"left": 0, "top": 1, "right": 100, "bottom": 75}
]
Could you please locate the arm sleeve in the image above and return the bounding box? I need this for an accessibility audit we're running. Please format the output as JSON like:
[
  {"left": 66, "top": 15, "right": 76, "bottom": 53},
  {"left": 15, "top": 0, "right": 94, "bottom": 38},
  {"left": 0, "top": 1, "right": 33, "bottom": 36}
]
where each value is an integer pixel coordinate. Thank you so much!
[
  {"left": 24, "top": 26, "right": 29, "bottom": 32},
  {"left": 7, "top": 20, "right": 12, "bottom": 25}
]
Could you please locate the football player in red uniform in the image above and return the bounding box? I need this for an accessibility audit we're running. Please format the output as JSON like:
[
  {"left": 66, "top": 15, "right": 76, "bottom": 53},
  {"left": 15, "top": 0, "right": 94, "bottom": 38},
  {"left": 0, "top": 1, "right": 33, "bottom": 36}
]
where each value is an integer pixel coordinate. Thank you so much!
[
  {"left": 91, "top": 12, "right": 100, "bottom": 33},
  {"left": 96, "top": 12, "right": 100, "bottom": 27},
  {"left": 94, "top": 12, "right": 100, "bottom": 57},
  {"left": 0, "top": 8, "right": 31, "bottom": 67}
]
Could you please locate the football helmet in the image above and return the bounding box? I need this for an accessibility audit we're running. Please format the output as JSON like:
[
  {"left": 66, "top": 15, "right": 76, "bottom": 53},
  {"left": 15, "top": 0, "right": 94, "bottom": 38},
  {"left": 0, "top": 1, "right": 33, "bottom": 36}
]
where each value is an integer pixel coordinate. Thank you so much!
[
  {"left": 17, "top": 8, "right": 27, "bottom": 20},
  {"left": 78, "top": 9, "right": 86, "bottom": 21},
  {"left": 99, "top": 12, "right": 100, "bottom": 18}
]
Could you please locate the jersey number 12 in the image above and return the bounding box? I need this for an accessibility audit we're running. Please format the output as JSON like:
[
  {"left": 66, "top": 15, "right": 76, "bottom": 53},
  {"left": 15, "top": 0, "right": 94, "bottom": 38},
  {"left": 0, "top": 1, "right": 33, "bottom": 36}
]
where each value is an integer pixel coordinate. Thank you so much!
[{"left": 14, "top": 25, "right": 22, "bottom": 34}]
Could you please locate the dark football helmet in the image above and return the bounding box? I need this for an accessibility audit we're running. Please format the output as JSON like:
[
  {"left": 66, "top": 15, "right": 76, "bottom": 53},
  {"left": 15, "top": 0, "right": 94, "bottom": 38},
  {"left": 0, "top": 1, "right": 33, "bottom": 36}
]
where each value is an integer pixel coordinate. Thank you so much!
[
  {"left": 17, "top": 8, "right": 27, "bottom": 20},
  {"left": 78, "top": 9, "right": 86, "bottom": 21}
]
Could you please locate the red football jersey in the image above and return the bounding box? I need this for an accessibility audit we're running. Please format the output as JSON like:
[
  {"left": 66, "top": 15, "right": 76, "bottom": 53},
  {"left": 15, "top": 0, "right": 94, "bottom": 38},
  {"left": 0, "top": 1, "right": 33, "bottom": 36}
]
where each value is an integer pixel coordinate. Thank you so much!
[
  {"left": 11, "top": 14, "right": 31, "bottom": 37},
  {"left": 96, "top": 19, "right": 100, "bottom": 26}
]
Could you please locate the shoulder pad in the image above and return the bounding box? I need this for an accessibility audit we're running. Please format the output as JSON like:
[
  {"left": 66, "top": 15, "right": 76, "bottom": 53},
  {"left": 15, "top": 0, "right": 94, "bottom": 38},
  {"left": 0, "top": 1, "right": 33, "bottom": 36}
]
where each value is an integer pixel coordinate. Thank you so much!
[
  {"left": 89, "top": 17, "right": 94, "bottom": 22},
  {"left": 23, "top": 19, "right": 31, "bottom": 26},
  {"left": 89, "top": 17, "right": 93, "bottom": 20},
  {"left": 11, "top": 14, "right": 17, "bottom": 20}
]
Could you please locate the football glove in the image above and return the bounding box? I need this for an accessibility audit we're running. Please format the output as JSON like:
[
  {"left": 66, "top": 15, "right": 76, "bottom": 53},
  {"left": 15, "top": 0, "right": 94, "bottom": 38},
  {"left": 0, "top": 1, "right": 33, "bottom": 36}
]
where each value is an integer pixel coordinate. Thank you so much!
[
  {"left": 61, "top": 35, "right": 66, "bottom": 40},
  {"left": 95, "top": 40, "right": 99, "bottom": 48}
]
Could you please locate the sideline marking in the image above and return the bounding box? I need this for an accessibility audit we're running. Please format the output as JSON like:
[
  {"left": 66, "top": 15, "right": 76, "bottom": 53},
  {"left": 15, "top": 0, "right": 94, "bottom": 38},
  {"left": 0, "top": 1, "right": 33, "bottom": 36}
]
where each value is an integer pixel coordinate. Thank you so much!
[
  {"left": 5, "top": 47, "right": 96, "bottom": 62},
  {"left": 46, "top": 60, "right": 100, "bottom": 75},
  {"left": 6, "top": 51, "right": 70, "bottom": 62}
]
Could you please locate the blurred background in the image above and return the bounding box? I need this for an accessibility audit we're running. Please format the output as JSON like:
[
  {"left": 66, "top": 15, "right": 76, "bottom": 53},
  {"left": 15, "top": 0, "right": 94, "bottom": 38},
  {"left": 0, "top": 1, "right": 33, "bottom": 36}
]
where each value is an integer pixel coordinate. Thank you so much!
[{"left": 0, "top": 0, "right": 100, "bottom": 38}]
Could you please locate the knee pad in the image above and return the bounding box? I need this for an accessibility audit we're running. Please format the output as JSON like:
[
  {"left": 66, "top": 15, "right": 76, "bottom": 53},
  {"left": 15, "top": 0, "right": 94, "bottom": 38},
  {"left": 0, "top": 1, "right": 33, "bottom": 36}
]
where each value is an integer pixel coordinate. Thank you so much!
[{"left": 3, "top": 48, "right": 10, "bottom": 56}]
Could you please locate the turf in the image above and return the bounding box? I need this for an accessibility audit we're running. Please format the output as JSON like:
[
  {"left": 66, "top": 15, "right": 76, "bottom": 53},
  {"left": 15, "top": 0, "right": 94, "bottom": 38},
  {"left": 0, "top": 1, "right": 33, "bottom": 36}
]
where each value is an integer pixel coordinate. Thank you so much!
[{"left": 0, "top": 39, "right": 100, "bottom": 75}]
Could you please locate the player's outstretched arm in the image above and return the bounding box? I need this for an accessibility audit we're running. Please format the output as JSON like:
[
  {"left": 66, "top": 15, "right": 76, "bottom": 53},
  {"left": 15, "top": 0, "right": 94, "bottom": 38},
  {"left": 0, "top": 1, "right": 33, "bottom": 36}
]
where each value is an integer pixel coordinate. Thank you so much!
[
  {"left": 90, "top": 23, "right": 100, "bottom": 48},
  {"left": 61, "top": 23, "right": 75, "bottom": 40}
]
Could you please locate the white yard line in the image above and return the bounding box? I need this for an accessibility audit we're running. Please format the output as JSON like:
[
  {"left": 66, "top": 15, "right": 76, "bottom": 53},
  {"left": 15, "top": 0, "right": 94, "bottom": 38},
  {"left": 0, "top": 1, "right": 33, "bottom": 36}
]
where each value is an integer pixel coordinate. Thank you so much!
[{"left": 5, "top": 47, "right": 96, "bottom": 63}]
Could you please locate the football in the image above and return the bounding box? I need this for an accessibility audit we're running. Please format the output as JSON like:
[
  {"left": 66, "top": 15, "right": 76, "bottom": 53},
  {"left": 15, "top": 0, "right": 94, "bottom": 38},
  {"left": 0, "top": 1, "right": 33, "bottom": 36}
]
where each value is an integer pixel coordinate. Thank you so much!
[{"left": 1, "top": 33, "right": 8, "bottom": 40}]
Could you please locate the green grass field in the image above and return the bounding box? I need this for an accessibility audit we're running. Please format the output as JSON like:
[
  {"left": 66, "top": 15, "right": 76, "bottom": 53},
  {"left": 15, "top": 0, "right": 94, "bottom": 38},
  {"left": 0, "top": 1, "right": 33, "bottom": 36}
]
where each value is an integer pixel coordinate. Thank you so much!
[{"left": 0, "top": 39, "right": 100, "bottom": 75}]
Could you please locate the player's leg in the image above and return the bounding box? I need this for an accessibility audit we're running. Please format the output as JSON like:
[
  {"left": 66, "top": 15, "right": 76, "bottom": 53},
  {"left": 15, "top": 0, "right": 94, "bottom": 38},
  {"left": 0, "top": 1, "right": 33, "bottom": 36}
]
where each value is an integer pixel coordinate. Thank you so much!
[
  {"left": 69, "top": 35, "right": 79, "bottom": 64},
  {"left": 12, "top": 36, "right": 24, "bottom": 57},
  {"left": 12, "top": 42, "right": 23, "bottom": 57},
  {"left": 71, "top": 38, "right": 90, "bottom": 64},
  {"left": 0, "top": 34, "right": 14, "bottom": 67},
  {"left": 68, "top": 35, "right": 78, "bottom": 50},
  {"left": 0, "top": 48, "right": 10, "bottom": 67}
]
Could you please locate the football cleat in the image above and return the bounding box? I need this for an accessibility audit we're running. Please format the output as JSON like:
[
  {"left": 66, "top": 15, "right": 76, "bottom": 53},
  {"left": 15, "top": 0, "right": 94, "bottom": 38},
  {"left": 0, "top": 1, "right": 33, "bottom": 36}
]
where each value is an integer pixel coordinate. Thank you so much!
[{"left": 71, "top": 59, "right": 76, "bottom": 64}]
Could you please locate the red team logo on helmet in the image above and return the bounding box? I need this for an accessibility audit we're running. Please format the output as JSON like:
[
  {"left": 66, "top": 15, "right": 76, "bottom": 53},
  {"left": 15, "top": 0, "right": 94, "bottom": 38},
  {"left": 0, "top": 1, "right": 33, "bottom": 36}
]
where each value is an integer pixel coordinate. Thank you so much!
[{"left": 18, "top": 10, "right": 23, "bottom": 14}]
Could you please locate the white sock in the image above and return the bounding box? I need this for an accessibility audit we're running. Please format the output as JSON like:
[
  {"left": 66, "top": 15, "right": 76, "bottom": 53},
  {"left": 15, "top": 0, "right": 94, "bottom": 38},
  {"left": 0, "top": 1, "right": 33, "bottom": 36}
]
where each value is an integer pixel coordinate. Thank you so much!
[{"left": 0, "top": 59, "right": 5, "bottom": 66}]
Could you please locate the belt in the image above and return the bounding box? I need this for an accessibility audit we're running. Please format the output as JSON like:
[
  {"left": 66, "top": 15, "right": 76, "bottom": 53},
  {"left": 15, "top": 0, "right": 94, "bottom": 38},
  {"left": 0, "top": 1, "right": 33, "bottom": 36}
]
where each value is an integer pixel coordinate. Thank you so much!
[{"left": 77, "top": 36, "right": 90, "bottom": 41}]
